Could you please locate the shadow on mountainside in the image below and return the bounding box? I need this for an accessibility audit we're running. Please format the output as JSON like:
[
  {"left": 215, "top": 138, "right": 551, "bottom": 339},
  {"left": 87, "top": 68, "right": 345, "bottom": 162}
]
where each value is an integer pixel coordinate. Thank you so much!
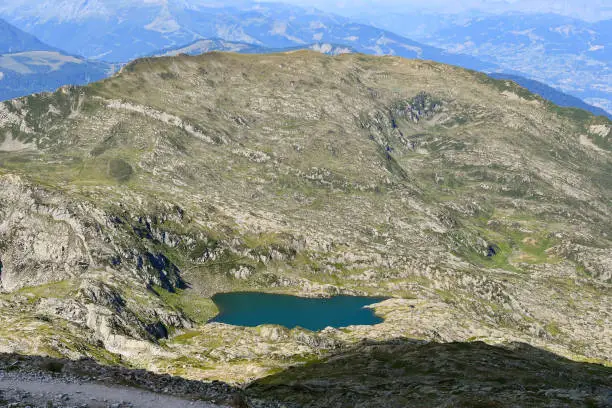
[
  {"left": 1, "top": 339, "right": 610, "bottom": 408},
  {"left": 246, "top": 339, "right": 612, "bottom": 408}
]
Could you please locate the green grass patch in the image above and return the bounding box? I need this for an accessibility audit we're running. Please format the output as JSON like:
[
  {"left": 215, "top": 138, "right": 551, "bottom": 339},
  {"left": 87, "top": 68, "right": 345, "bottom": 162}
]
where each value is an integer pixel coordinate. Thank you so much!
[
  {"left": 153, "top": 286, "right": 218, "bottom": 324},
  {"left": 546, "top": 321, "right": 562, "bottom": 337},
  {"left": 108, "top": 158, "right": 134, "bottom": 182},
  {"left": 243, "top": 232, "right": 283, "bottom": 250},
  {"left": 457, "top": 214, "right": 561, "bottom": 270},
  {"left": 170, "top": 330, "right": 201, "bottom": 344},
  {"left": 0, "top": 280, "right": 78, "bottom": 304},
  {"left": 547, "top": 103, "right": 592, "bottom": 124}
]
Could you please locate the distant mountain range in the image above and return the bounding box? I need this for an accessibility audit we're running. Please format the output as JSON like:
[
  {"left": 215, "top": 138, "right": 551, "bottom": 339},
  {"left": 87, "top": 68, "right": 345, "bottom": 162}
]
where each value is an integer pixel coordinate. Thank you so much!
[
  {"left": 0, "top": 19, "right": 112, "bottom": 101},
  {"left": 152, "top": 39, "right": 355, "bottom": 58},
  {"left": 490, "top": 73, "right": 611, "bottom": 118},
  {"left": 358, "top": 11, "right": 612, "bottom": 115},
  {"left": 0, "top": 16, "right": 52, "bottom": 53},
  {"left": 0, "top": 0, "right": 493, "bottom": 71},
  {"left": 152, "top": 39, "right": 267, "bottom": 57},
  {"left": 0, "top": 1, "right": 609, "bottom": 119}
]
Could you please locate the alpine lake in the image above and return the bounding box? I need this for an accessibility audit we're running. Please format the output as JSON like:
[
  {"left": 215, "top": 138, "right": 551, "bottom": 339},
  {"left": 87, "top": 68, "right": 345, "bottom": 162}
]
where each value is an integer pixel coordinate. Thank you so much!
[{"left": 210, "top": 292, "right": 388, "bottom": 331}]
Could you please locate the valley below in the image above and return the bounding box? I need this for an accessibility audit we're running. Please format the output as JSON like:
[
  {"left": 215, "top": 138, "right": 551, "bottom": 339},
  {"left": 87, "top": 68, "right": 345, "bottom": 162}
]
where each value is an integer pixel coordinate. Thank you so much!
[{"left": 0, "top": 51, "right": 610, "bottom": 407}]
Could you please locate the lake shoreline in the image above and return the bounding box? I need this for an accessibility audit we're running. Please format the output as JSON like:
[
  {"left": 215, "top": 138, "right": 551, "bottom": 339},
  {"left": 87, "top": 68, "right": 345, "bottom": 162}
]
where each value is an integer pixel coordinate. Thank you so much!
[{"left": 209, "top": 292, "right": 390, "bottom": 331}]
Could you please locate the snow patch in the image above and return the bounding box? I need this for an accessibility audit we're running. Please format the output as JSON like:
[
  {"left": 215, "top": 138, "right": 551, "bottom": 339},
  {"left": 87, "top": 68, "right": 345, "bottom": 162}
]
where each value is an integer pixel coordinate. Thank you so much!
[
  {"left": 364, "top": 45, "right": 387, "bottom": 56},
  {"left": 448, "top": 41, "right": 475, "bottom": 53},
  {"left": 271, "top": 21, "right": 288, "bottom": 36}
]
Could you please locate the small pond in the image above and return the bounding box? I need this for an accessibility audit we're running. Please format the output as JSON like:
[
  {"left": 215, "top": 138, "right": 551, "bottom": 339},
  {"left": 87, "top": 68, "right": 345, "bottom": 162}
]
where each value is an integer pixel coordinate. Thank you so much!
[{"left": 210, "top": 292, "right": 388, "bottom": 331}]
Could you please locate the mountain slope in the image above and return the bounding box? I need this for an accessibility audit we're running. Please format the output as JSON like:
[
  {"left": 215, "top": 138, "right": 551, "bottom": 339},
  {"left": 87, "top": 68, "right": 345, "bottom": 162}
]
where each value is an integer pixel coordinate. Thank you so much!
[
  {"left": 151, "top": 37, "right": 611, "bottom": 120},
  {"left": 0, "top": 52, "right": 609, "bottom": 392},
  {"left": 0, "top": 17, "right": 54, "bottom": 53},
  {"left": 0, "top": 19, "right": 113, "bottom": 101}
]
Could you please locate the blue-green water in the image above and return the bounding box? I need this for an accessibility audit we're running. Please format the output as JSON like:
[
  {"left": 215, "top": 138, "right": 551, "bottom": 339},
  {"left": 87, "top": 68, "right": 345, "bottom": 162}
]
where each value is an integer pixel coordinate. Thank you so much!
[{"left": 210, "top": 292, "right": 388, "bottom": 331}]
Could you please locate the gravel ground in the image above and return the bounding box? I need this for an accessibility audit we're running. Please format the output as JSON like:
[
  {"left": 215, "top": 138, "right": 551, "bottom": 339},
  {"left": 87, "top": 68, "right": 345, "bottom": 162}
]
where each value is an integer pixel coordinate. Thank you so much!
[
  {"left": 0, "top": 371, "right": 228, "bottom": 408},
  {"left": 0, "top": 354, "right": 245, "bottom": 408}
]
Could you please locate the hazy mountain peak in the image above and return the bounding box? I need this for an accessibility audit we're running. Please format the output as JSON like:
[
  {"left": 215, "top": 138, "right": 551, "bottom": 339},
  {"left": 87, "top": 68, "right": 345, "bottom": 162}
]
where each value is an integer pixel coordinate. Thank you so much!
[
  {"left": 0, "top": 0, "right": 111, "bottom": 22},
  {"left": 0, "top": 0, "right": 495, "bottom": 73},
  {"left": 144, "top": 3, "right": 180, "bottom": 33},
  {"left": 0, "top": 18, "right": 54, "bottom": 53},
  {"left": 0, "top": 17, "right": 111, "bottom": 101}
]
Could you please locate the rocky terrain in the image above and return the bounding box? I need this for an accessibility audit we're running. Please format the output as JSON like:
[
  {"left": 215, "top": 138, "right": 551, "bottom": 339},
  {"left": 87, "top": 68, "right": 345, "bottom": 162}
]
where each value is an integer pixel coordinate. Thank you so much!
[
  {"left": 0, "top": 51, "right": 610, "bottom": 405},
  {"left": 0, "top": 342, "right": 610, "bottom": 408},
  {"left": 0, "top": 353, "right": 237, "bottom": 407}
]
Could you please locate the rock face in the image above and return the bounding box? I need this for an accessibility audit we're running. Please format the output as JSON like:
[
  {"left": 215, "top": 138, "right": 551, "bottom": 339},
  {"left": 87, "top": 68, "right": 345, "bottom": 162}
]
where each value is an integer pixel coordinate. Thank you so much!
[
  {"left": 0, "top": 175, "right": 95, "bottom": 291},
  {"left": 0, "top": 51, "right": 609, "bottom": 387}
]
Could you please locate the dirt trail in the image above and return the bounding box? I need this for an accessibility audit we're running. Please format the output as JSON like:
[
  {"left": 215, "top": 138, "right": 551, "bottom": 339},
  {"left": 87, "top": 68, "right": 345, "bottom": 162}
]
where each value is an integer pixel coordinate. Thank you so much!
[{"left": 0, "top": 373, "right": 227, "bottom": 408}]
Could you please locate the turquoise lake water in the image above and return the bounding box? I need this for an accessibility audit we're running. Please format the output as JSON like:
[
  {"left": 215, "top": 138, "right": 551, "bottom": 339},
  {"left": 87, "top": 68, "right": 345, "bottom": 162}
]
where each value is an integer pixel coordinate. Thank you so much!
[{"left": 210, "top": 292, "right": 388, "bottom": 331}]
